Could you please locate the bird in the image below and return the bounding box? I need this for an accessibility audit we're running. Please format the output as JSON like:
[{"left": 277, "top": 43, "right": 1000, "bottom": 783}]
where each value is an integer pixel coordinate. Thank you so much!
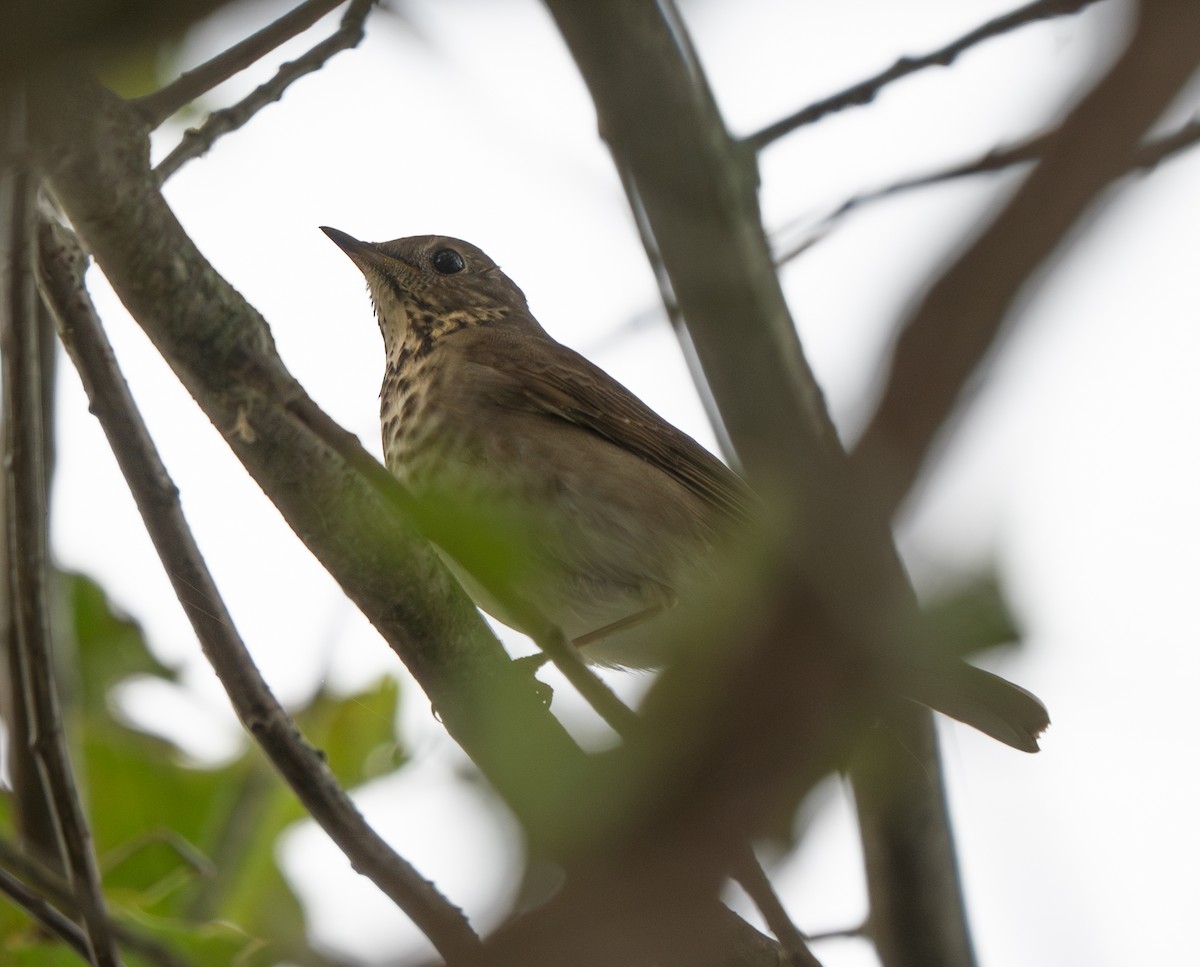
[{"left": 321, "top": 227, "right": 1049, "bottom": 751}]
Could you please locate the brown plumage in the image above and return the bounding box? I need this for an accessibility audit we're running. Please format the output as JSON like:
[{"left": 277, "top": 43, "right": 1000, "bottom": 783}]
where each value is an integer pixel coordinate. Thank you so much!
[{"left": 323, "top": 227, "right": 1049, "bottom": 750}]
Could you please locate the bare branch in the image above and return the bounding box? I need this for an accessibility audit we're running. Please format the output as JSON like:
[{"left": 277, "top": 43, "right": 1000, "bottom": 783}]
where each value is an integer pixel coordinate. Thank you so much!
[
  {"left": 36, "top": 217, "right": 483, "bottom": 964},
  {"left": 777, "top": 114, "right": 1200, "bottom": 265},
  {"left": 747, "top": 0, "right": 1105, "bottom": 152},
  {"left": 2, "top": 90, "right": 124, "bottom": 967},
  {"left": 155, "top": 0, "right": 375, "bottom": 181},
  {"left": 851, "top": 4, "right": 1200, "bottom": 518},
  {"left": 134, "top": 0, "right": 347, "bottom": 126},
  {"left": 774, "top": 132, "right": 1052, "bottom": 267}
]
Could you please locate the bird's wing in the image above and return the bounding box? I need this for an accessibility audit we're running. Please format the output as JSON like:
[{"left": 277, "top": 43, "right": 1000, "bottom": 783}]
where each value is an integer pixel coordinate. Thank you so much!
[{"left": 452, "top": 325, "right": 756, "bottom": 528}]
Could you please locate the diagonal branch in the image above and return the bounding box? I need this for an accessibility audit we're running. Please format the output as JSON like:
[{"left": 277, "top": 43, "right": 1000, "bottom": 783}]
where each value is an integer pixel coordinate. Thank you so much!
[
  {"left": 747, "top": 0, "right": 1105, "bottom": 151},
  {"left": 2, "top": 90, "right": 124, "bottom": 967},
  {"left": 777, "top": 114, "right": 1200, "bottom": 265},
  {"left": 851, "top": 7, "right": 1200, "bottom": 518},
  {"left": 155, "top": 0, "right": 375, "bottom": 181},
  {"left": 36, "top": 216, "right": 483, "bottom": 964},
  {"left": 134, "top": 0, "right": 347, "bottom": 126}
]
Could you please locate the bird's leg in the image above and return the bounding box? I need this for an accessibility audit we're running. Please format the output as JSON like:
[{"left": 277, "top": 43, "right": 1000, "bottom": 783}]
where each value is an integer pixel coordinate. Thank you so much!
[
  {"left": 572, "top": 602, "right": 666, "bottom": 648},
  {"left": 573, "top": 586, "right": 678, "bottom": 650},
  {"left": 514, "top": 593, "right": 673, "bottom": 672},
  {"left": 512, "top": 603, "right": 668, "bottom": 711}
]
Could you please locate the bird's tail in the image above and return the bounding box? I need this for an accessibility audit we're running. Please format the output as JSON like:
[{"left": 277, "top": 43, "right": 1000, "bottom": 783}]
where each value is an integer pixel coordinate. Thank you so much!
[{"left": 903, "top": 662, "right": 1050, "bottom": 752}]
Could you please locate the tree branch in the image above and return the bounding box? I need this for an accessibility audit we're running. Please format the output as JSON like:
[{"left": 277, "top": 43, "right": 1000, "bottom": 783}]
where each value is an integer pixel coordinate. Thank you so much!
[
  {"left": 2, "top": 89, "right": 123, "bottom": 967},
  {"left": 134, "top": 0, "right": 347, "bottom": 126},
  {"left": 747, "top": 0, "right": 1105, "bottom": 151},
  {"left": 155, "top": 0, "right": 376, "bottom": 181},
  {"left": 37, "top": 215, "right": 483, "bottom": 963},
  {"left": 851, "top": 4, "right": 1200, "bottom": 518}
]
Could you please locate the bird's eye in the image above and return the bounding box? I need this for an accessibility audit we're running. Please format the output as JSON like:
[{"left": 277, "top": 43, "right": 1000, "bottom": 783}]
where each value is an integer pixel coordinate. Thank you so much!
[{"left": 431, "top": 248, "right": 465, "bottom": 274}]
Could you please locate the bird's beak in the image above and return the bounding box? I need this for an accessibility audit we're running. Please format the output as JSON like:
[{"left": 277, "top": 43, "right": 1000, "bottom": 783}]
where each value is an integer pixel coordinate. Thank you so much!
[
  {"left": 321, "top": 226, "right": 422, "bottom": 296},
  {"left": 321, "top": 225, "right": 398, "bottom": 280},
  {"left": 321, "top": 225, "right": 373, "bottom": 262}
]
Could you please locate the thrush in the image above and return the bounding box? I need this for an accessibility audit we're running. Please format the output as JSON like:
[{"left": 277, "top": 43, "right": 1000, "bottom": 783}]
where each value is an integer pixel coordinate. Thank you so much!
[{"left": 322, "top": 227, "right": 1049, "bottom": 751}]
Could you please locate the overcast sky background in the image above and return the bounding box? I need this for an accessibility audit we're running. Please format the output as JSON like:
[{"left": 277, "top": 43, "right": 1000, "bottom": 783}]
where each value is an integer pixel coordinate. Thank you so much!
[{"left": 47, "top": 1, "right": 1199, "bottom": 965}]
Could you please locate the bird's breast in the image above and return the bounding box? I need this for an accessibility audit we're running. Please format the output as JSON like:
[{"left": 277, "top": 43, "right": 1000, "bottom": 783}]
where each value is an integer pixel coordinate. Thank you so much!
[{"left": 379, "top": 351, "right": 448, "bottom": 488}]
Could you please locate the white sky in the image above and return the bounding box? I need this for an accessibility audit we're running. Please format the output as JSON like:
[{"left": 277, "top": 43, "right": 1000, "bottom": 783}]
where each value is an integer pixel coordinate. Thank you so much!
[{"left": 48, "top": 1, "right": 1199, "bottom": 965}]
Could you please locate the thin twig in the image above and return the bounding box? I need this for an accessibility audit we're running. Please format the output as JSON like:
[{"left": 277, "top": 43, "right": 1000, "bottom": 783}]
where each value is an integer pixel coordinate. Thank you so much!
[
  {"left": 747, "top": 0, "right": 1104, "bottom": 151},
  {"left": 776, "top": 113, "right": 1200, "bottom": 267},
  {"left": 36, "top": 217, "right": 483, "bottom": 965},
  {"left": 773, "top": 132, "right": 1050, "bottom": 266},
  {"left": 2, "top": 90, "right": 124, "bottom": 967},
  {"left": 134, "top": 0, "right": 346, "bottom": 126},
  {"left": 155, "top": 0, "right": 375, "bottom": 181},
  {"left": 0, "top": 865, "right": 92, "bottom": 962}
]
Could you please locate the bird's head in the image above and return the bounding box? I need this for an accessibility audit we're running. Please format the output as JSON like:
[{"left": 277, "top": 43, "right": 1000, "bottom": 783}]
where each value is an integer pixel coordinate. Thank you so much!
[{"left": 322, "top": 227, "right": 532, "bottom": 352}]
